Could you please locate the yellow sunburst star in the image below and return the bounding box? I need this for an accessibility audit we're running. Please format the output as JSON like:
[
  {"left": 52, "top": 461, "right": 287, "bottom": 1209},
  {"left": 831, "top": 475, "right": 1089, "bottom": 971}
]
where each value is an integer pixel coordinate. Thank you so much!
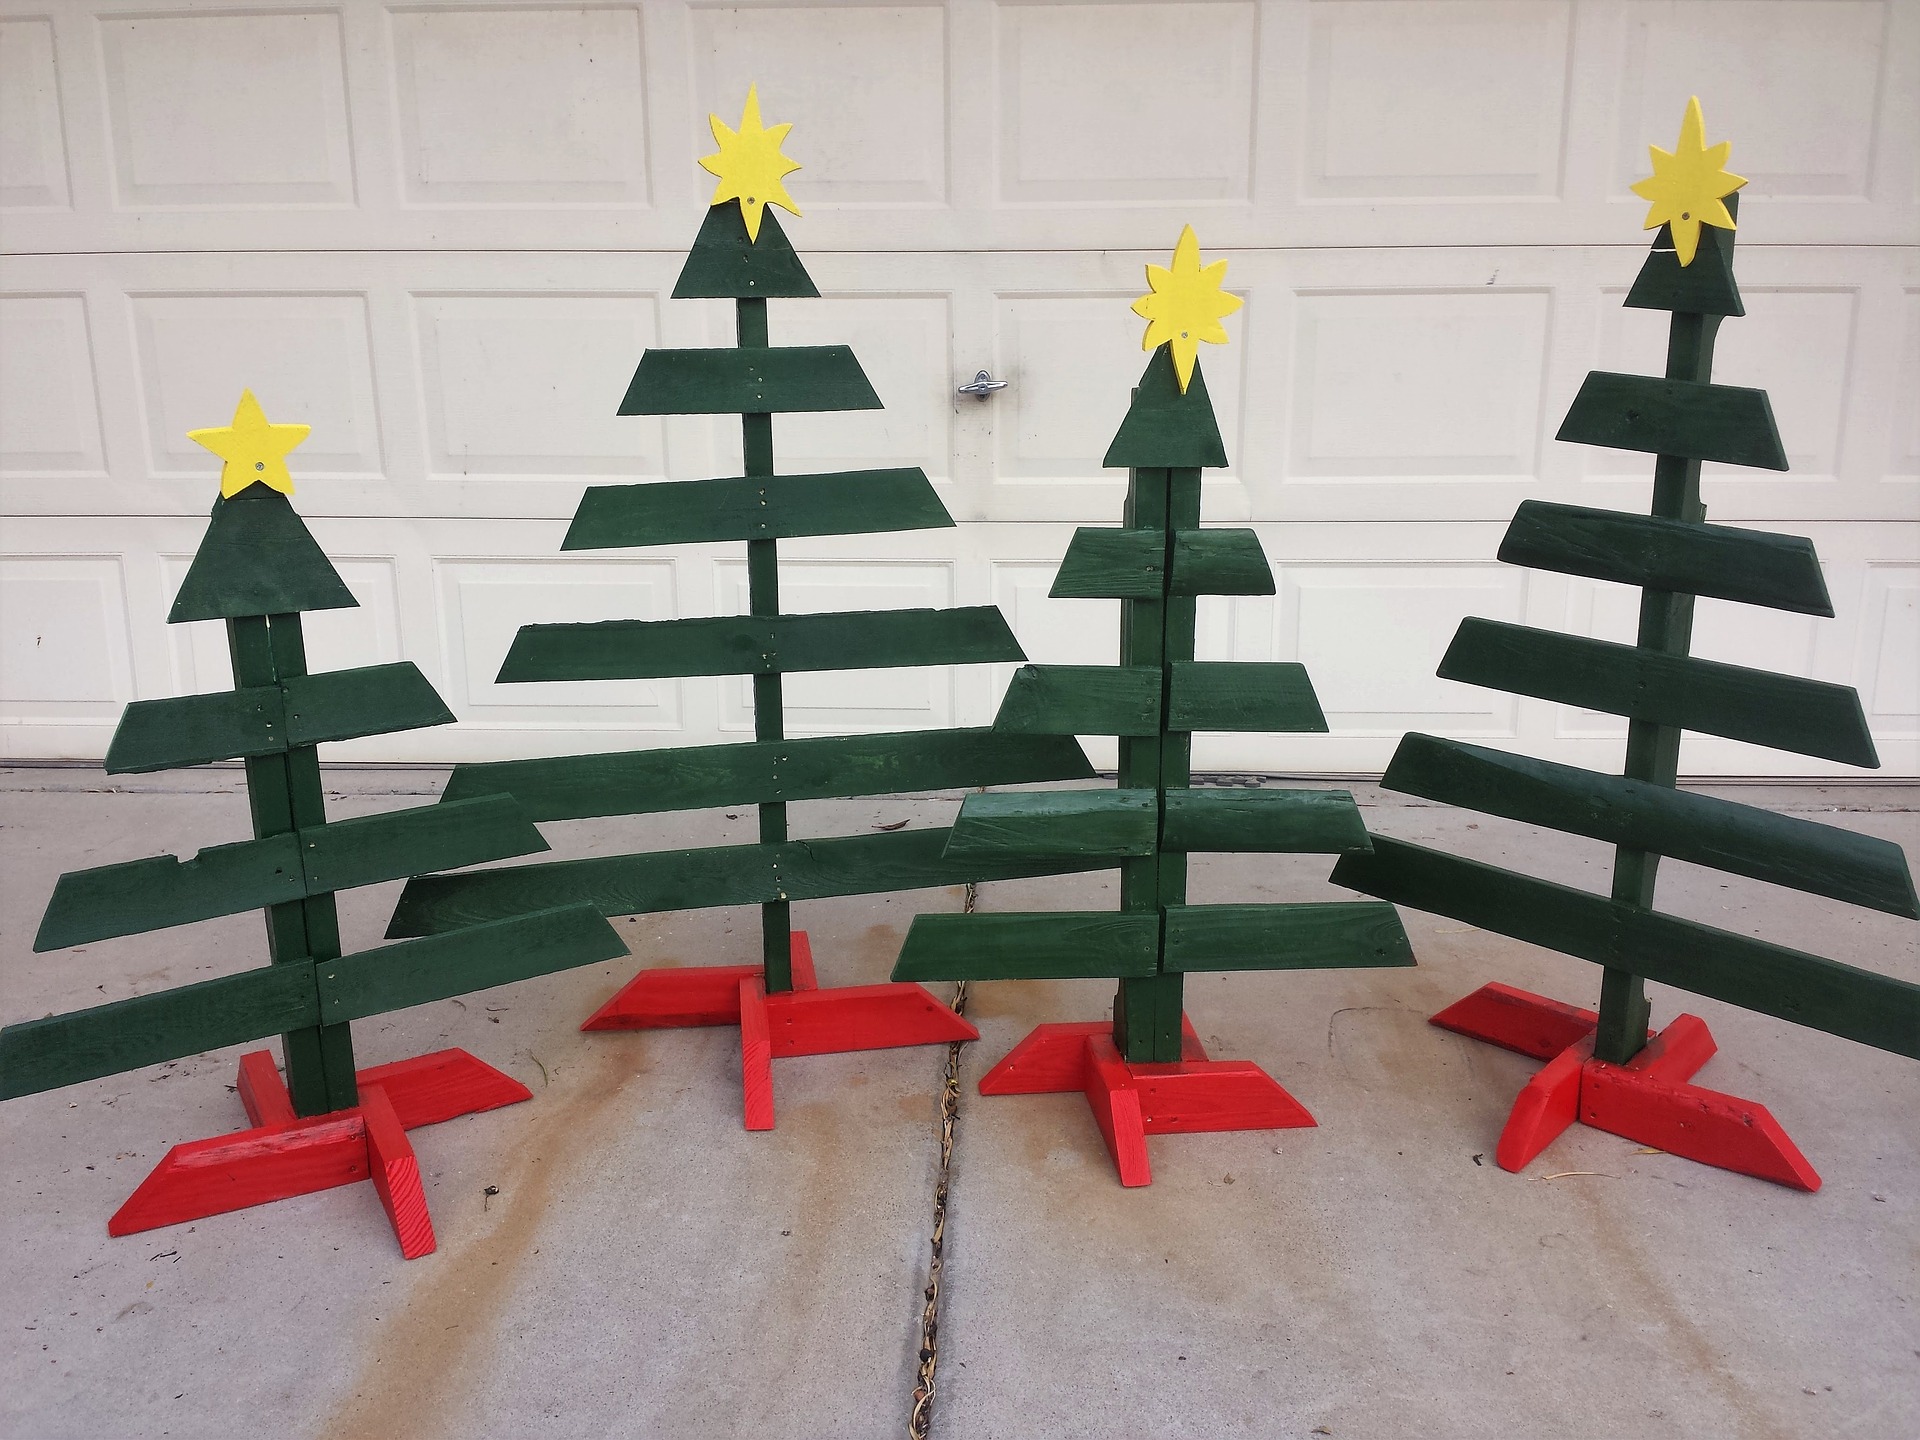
[
  {"left": 1629, "top": 96, "right": 1746, "bottom": 267},
  {"left": 187, "top": 390, "right": 310, "bottom": 498},
  {"left": 1132, "top": 225, "right": 1242, "bottom": 393},
  {"left": 699, "top": 83, "right": 802, "bottom": 243}
]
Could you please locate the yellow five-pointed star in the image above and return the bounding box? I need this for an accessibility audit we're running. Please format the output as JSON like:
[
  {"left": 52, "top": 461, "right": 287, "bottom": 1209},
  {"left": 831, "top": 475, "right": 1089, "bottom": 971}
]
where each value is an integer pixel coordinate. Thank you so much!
[
  {"left": 699, "top": 83, "right": 802, "bottom": 243},
  {"left": 1133, "top": 225, "right": 1242, "bottom": 393},
  {"left": 187, "top": 390, "right": 310, "bottom": 498},
  {"left": 1630, "top": 96, "right": 1746, "bottom": 267}
]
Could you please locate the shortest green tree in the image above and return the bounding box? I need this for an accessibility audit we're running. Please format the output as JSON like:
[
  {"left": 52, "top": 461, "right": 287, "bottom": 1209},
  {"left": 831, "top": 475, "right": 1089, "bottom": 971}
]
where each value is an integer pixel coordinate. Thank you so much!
[
  {"left": 892, "top": 229, "right": 1415, "bottom": 1186},
  {"left": 0, "top": 392, "right": 625, "bottom": 1257}
]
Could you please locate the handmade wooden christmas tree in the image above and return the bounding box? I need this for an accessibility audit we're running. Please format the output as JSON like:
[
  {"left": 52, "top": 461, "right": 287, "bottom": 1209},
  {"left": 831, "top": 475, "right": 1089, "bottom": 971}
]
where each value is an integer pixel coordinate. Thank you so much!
[
  {"left": 0, "top": 392, "right": 628, "bottom": 1256},
  {"left": 890, "top": 228, "right": 1416, "bottom": 1186},
  {"left": 384, "top": 88, "right": 1094, "bottom": 1129},
  {"left": 1332, "top": 100, "right": 1920, "bottom": 1190}
]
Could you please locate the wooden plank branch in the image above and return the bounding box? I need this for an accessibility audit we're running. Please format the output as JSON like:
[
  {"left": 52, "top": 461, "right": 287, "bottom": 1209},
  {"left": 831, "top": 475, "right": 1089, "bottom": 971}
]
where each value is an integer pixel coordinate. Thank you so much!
[
  {"left": 619, "top": 345, "right": 881, "bottom": 415},
  {"left": 1439, "top": 619, "right": 1878, "bottom": 767},
  {"left": 891, "top": 911, "right": 1161, "bottom": 982},
  {"left": 1160, "top": 788, "right": 1372, "bottom": 854},
  {"left": 992, "top": 665, "right": 1162, "bottom": 736},
  {"left": 563, "top": 468, "right": 950, "bottom": 549},
  {"left": 1167, "top": 662, "right": 1328, "bottom": 733},
  {"left": 1162, "top": 902, "right": 1414, "bottom": 972},
  {"left": 942, "top": 789, "right": 1160, "bottom": 859},
  {"left": 1557, "top": 372, "right": 1787, "bottom": 469}
]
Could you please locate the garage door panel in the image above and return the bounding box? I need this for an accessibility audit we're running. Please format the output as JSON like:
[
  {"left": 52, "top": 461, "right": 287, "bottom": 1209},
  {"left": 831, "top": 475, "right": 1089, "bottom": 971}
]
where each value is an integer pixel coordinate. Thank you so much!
[{"left": 0, "top": 16, "right": 69, "bottom": 210}]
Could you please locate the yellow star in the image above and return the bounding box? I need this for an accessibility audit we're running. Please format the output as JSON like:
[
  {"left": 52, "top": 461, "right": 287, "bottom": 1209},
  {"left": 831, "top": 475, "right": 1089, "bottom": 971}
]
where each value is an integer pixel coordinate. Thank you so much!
[
  {"left": 698, "top": 83, "right": 802, "bottom": 243},
  {"left": 187, "top": 390, "right": 310, "bottom": 498},
  {"left": 1132, "top": 225, "right": 1242, "bottom": 393},
  {"left": 1629, "top": 96, "right": 1746, "bottom": 266}
]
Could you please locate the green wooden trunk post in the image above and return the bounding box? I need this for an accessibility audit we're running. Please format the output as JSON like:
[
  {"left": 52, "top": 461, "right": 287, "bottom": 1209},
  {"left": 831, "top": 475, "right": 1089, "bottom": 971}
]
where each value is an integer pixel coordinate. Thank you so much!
[
  {"left": 1332, "top": 182, "right": 1920, "bottom": 1190},
  {"left": 2, "top": 460, "right": 627, "bottom": 1255},
  {"left": 890, "top": 242, "right": 1417, "bottom": 1181},
  {"left": 384, "top": 96, "right": 1102, "bottom": 1129}
]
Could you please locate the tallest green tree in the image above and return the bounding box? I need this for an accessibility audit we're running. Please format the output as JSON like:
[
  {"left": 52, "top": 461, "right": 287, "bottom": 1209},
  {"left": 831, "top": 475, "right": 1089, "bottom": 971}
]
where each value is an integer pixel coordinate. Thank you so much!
[{"left": 387, "top": 88, "right": 1095, "bottom": 1129}]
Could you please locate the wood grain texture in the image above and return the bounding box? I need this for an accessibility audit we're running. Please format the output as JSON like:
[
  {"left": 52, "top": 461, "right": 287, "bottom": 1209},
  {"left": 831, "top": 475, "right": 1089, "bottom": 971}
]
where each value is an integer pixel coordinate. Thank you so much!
[
  {"left": 280, "top": 663, "right": 456, "bottom": 746},
  {"left": 441, "top": 729, "right": 1093, "bottom": 822},
  {"left": 1557, "top": 371, "right": 1787, "bottom": 470},
  {"left": 562, "top": 468, "right": 950, "bottom": 549},
  {"left": 360, "top": 1084, "right": 436, "bottom": 1259},
  {"left": 1498, "top": 501, "right": 1831, "bottom": 616},
  {"left": 385, "top": 826, "right": 1105, "bottom": 937},
  {"left": 1161, "top": 902, "right": 1414, "bottom": 972},
  {"left": 1160, "top": 788, "right": 1372, "bottom": 854},
  {"left": 1171, "top": 530, "right": 1274, "bottom": 596},
  {"left": 316, "top": 904, "right": 626, "bottom": 1024},
  {"left": 167, "top": 488, "right": 358, "bottom": 623},
  {"left": 672, "top": 203, "right": 819, "bottom": 300},
  {"left": 1439, "top": 618, "right": 1878, "bottom": 767},
  {"left": 890, "top": 911, "right": 1161, "bottom": 982},
  {"left": 1167, "top": 662, "right": 1329, "bottom": 733},
  {"left": 1383, "top": 732, "right": 1918, "bottom": 918},
  {"left": 992, "top": 665, "right": 1163, "bottom": 736},
  {"left": 618, "top": 345, "right": 880, "bottom": 415},
  {"left": 1332, "top": 835, "right": 1920, "bottom": 1060},
  {"left": 942, "top": 789, "right": 1160, "bottom": 859},
  {"left": 297, "top": 795, "right": 550, "bottom": 894},
  {"left": 1102, "top": 348, "right": 1229, "bottom": 468},
  {"left": 105, "top": 685, "right": 284, "bottom": 773},
  {"left": 0, "top": 964, "right": 322, "bottom": 1101},
  {"left": 1049, "top": 527, "right": 1163, "bottom": 599},
  {"left": 34, "top": 833, "right": 307, "bottom": 950},
  {"left": 498, "top": 607, "right": 1026, "bottom": 683}
]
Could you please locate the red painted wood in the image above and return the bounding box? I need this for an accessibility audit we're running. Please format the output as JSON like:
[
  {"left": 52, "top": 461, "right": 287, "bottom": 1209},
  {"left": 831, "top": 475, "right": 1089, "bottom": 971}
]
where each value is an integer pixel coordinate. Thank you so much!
[
  {"left": 579, "top": 930, "right": 820, "bottom": 1030},
  {"left": 739, "top": 977, "right": 775, "bottom": 1132},
  {"left": 978, "top": 1022, "right": 1108, "bottom": 1095},
  {"left": 1083, "top": 1037, "right": 1153, "bottom": 1187},
  {"left": 1179, "top": 1015, "right": 1209, "bottom": 1062},
  {"left": 1457, "top": 985, "right": 1821, "bottom": 1190},
  {"left": 359, "top": 1048, "right": 531, "bottom": 1129},
  {"left": 360, "top": 1084, "right": 436, "bottom": 1258},
  {"left": 110, "top": 1112, "right": 369, "bottom": 1236},
  {"left": 582, "top": 964, "right": 758, "bottom": 1029},
  {"left": 1494, "top": 1038, "right": 1587, "bottom": 1173},
  {"left": 1619, "top": 1011, "right": 1715, "bottom": 1084},
  {"left": 1131, "top": 1061, "right": 1315, "bottom": 1134},
  {"left": 1432, "top": 981, "right": 1598, "bottom": 1061},
  {"left": 107, "top": 1046, "right": 528, "bottom": 1248},
  {"left": 236, "top": 1049, "right": 295, "bottom": 1127},
  {"left": 1581, "top": 1052, "right": 1819, "bottom": 1191},
  {"left": 764, "top": 982, "right": 977, "bottom": 1057}
]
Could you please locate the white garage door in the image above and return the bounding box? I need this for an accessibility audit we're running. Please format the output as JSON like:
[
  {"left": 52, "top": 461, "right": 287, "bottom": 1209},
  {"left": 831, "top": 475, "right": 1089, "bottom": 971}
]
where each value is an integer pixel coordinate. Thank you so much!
[{"left": 2, "top": 0, "right": 1915, "bottom": 777}]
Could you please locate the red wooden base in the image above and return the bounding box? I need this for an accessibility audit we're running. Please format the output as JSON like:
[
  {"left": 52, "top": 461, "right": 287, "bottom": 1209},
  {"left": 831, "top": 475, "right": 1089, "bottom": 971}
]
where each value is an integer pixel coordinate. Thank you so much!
[
  {"left": 108, "top": 1047, "right": 532, "bottom": 1257},
  {"left": 979, "top": 1017, "right": 1315, "bottom": 1187},
  {"left": 580, "top": 932, "right": 978, "bottom": 1131},
  {"left": 1431, "top": 981, "right": 1820, "bottom": 1191}
]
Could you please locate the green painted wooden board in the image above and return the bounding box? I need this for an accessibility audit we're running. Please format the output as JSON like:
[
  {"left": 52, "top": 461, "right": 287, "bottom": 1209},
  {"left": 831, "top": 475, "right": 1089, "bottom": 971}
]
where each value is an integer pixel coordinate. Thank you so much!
[
  {"left": 281, "top": 663, "right": 456, "bottom": 747},
  {"left": 105, "top": 686, "right": 284, "bottom": 773},
  {"left": 386, "top": 825, "right": 1105, "bottom": 938},
  {"left": 563, "top": 469, "right": 950, "bottom": 550},
  {"left": 443, "top": 729, "right": 1094, "bottom": 822},
  {"left": 1050, "top": 528, "right": 1163, "bottom": 599},
  {"left": 317, "top": 904, "right": 626, "bottom": 1024},
  {"left": 1625, "top": 208, "right": 1743, "bottom": 317},
  {"left": 0, "top": 963, "right": 321, "bottom": 1101},
  {"left": 1167, "top": 662, "right": 1328, "bottom": 733},
  {"left": 299, "top": 796, "right": 549, "bottom": 894},
  {"left": 1499, "top": 501, "right": 1831, "bottom": 616},
  {"left": 672, "top": 204, "right": 820, "bottom": 300},
  {"left": 1557, "top": 372, "right": 1787, "bottom": 470},
  {"left": 498, "top": 607, "right": 1026, "bottom": 683},
  {"left": 992, "top": 665, "right": 1162, "bottom": 736},
  {"left": 34, "top": 834, "right": 307, "bottom": 951},
  {"left": 1381, "top": 732, "right": 1917, "bottom": 919},
  {"left": 1332, "top": 835, "right": 1920, "bottom": 1060},
  {"left": 168, "top": 489, "right": 358, "bottom": 624},
  {"left": 890, "top": 911, "right": 1161, "bottom": 982},
  {"left": 1171, "top": 530, "right": 1274, "bottom": 597},
  {"left": 1161, "top": 902, "right": 1413, "bottom": 972},
  {"left": 1048, "top": 528, "right": 1274, "bottom": 600},
  {"left": 1439, "top": 619, "right": 1878, "bottom": 767},
  {"left": 619, "top": 346, "right": 881, "bottom": 416},
  {"left": 1102, "top": 347, "right": 1229, "bottom": 469},
  {"left": 1160, "top": 788, "right": 1372, "bottom": 854},
  {"left": 943, "top": 789, "right": 1159, "bottom": 859}
]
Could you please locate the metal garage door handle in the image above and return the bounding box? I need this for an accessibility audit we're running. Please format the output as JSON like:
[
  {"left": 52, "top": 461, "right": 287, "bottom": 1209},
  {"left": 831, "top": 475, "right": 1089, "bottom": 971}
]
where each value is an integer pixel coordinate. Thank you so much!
[{"left": 957, "top": 370, "right": 1008, "bottom": 399}]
